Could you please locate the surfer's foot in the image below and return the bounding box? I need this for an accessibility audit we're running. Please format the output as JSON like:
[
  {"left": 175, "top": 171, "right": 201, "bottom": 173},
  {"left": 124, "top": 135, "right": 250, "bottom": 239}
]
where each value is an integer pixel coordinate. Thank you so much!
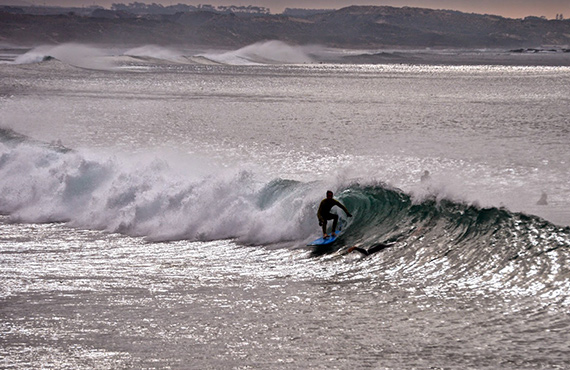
[
  {"left": 332, "top": 232, "right": 337, "bottom": 237},
  {"left": 323, "top": 234, "right": 330, "bottom": 238}
]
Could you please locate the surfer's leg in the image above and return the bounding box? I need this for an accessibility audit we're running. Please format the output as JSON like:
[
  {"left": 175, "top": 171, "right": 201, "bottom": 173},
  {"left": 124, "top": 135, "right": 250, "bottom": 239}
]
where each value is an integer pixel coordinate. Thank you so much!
[
  {"left": 321, "top": 219, "right": 328, "bottom": 236},
  {"left": 331, "top": 214, "right": 339, "bottom": 235}
]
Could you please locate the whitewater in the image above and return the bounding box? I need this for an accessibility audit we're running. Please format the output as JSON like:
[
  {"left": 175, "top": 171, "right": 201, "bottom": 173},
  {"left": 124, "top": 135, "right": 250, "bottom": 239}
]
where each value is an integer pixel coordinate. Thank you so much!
[{"left": 1, "top": 42, "right": 570, "bottom": 369}]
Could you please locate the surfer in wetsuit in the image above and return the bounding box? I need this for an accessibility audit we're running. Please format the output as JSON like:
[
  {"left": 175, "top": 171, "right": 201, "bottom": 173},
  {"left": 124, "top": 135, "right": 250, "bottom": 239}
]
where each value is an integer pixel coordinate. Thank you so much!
[
  {"left": 317, "top": 190, "right": 352, "bottom": 238},
  {"left": 347, "top": 243, "right": 393, "bottom": 256}
]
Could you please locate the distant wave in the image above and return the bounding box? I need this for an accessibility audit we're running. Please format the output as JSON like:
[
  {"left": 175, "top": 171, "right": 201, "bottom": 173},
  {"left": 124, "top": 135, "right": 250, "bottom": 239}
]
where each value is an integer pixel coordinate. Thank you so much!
[
  {"left": 9, "top": 42, "right": 316, "bottom": 68},
  {"left": 10, "top": 43, "right": 214, "bottom": 69},
  {"left": 4, "top": 41, "right": 381, "bottom": 67},
  {"left": 13, "top": 52, "right": 53, "bottom": 64},
  {"left": 123, "top": 45, "right": 187, "bottom": 63},
  {"left": 199, "top": 40, "right": 316, "bottom": 65},
  {"left": 12, "top": 44, "right": 114, "bottom": 70},
  {"left": 9, "top": 41, "right": 319, "bottom": 68}
]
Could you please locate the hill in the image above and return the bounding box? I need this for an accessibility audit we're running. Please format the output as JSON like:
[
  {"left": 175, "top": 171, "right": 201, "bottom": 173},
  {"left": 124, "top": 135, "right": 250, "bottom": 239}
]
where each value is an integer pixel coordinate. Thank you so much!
[{"left": 1, "top": 5, "right": 570, "bottom": 48}]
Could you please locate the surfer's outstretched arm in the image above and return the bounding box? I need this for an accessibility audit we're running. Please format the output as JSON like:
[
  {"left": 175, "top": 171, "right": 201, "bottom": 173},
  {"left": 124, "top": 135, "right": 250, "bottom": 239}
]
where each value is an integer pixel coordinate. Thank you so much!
[
  {"left": 334, "top": 200, "right": 352, "bottom": 217},
  {"left": 347, "top": 246, "right": 369, "bottom": 255},
  {"left": 347, "top": 243, "right": 394, "bottom": 256},
  {"left": 367, "top": 243, "right": 392, "bottom": 254}
]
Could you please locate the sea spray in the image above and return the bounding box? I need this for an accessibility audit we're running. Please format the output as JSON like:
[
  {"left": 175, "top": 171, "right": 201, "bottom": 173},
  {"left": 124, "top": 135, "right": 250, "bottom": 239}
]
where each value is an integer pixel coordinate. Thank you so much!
[
  {"left": 0, "top": 134, "right": 320, "bottom": 243},
  {"left": 123, "top": 45, "right": 186, "bottom": 63},
  {"left": 200, "top": 40, "right": 316, "bottom": 65},
  {"left": 14, "top": 43, "right": 113, "bottom": 69}
]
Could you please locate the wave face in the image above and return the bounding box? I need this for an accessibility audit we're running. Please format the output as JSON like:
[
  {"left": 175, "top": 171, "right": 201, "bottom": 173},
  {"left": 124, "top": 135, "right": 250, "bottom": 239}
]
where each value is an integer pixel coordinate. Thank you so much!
[
  {"left": 2, "top": 127, "right": 570, "bottom": 294},
  {"left": 334, "top": 184, "right": 570, "bottom": 300}
]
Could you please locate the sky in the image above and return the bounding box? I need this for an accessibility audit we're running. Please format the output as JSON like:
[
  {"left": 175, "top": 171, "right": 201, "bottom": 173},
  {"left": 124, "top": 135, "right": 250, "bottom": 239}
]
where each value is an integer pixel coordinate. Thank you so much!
[{"left": 5, "top": 0, "right": 570, "bottom": 19}]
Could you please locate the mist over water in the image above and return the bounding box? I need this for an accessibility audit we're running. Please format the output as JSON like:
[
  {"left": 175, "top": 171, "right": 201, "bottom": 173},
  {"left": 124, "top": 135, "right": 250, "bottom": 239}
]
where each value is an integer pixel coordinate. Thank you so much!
[{"left": 1, "top": 43, "right": 570, "bottom": 369}]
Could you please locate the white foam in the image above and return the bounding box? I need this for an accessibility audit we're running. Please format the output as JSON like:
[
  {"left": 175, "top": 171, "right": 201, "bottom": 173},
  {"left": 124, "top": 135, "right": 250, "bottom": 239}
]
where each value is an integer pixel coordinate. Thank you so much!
[{"left": 0, "top": 141, "right": 320, "bottom": 244}]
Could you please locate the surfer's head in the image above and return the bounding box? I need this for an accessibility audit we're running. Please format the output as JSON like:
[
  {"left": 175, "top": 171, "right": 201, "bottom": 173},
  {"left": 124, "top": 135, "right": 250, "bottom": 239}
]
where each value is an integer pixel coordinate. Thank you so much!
[{"left": 326, "top": 190, "right": 333, "bottom": 198}]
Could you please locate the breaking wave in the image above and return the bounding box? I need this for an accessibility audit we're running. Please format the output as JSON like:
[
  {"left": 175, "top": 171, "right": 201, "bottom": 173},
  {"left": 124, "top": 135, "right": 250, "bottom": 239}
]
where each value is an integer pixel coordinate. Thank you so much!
[
  {"left": 0, "top": 128, "right": 317, "bottom": 244},
  {"left": 123, "top": 45, "right": 187, "bottom": 63},
  {"left": 199, "top": 40, "right": 316, "bottom": 65},
  {"left": 1, "top": 127, "right": 570, "bottom": 296},
  {"left": 12, "top": 44, "right": 114, "bottom": 69},
  {"left": 8, "top": 41, "right": 319, "bottom": 68}
]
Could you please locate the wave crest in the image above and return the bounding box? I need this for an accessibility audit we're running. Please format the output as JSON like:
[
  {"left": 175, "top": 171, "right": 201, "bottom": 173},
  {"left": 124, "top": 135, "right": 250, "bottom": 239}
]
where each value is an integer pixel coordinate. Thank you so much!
[
  {"left": 13, "top": 43, "right": 113, "bottom": 69},
  {"left": 200, "top": 40, "right": 315, "bottom": 65}
]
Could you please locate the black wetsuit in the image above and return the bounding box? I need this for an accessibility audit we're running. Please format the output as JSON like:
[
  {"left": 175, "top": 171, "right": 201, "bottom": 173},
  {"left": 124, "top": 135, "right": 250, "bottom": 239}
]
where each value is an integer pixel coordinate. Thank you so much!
[
  {"left": 317, "top": 197, "right": 350, "bottom": 235},
  {"left": 350, "top": 243, "right": 393, "bottom": 256}
]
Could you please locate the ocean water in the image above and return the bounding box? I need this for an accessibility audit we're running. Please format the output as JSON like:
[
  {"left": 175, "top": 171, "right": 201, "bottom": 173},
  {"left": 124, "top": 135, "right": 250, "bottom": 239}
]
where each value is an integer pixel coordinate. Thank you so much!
[{"left": 1, "top": 43, "right": 570, "bottom": 369}]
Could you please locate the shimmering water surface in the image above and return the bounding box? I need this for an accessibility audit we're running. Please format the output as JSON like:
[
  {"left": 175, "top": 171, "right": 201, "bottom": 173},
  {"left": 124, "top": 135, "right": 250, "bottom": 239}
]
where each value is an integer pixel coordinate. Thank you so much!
[{"left": 1, "top": 46, "right": 570, "bottom": 369}]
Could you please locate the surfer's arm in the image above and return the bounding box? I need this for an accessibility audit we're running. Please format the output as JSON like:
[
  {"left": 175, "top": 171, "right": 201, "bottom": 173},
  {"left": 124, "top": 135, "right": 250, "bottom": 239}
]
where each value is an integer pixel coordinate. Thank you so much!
[
  {"left": 347, "top": 246, "right": 369, "bottom": 255},
  {"left": 335, "top": 200, "right": 352, "bottom": 217}
]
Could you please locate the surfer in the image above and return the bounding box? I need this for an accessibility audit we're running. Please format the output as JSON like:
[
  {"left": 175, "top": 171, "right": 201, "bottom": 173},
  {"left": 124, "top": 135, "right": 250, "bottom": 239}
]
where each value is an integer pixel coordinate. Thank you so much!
[
  {"left": 317, "top": 190, "right": 352, "bottom": 238},
  {"left": 347, "top": 242, "right": 393, "bottom": 256}
]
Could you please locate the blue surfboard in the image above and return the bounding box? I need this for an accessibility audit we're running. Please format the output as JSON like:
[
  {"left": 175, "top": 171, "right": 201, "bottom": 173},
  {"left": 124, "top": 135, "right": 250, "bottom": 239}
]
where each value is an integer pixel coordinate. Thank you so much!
[
  {"left": 308, "top": 217, "right": 347, "bottom": 246},
  {"left": 308, "top": 234, "right": 340, "bottom": 246}
]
